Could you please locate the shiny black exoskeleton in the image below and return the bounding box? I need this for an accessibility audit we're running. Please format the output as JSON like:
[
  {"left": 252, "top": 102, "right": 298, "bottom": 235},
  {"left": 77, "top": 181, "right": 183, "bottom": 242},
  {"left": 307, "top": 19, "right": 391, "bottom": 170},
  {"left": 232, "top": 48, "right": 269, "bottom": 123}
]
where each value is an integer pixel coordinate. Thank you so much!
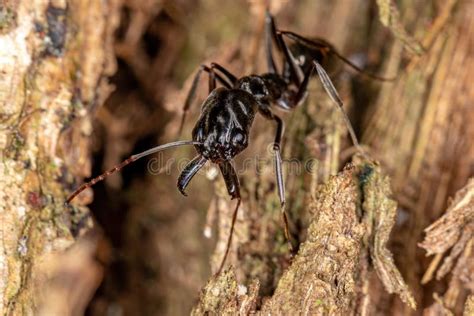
[
  {"left": 175, "top": 11, "right": 372, "bottom": 203},
  {"left": 177, "top": 73, "right": 295, "bottom": 199},
  {"left": 193, "top": 88, "right": 256, "bottom": 163}
]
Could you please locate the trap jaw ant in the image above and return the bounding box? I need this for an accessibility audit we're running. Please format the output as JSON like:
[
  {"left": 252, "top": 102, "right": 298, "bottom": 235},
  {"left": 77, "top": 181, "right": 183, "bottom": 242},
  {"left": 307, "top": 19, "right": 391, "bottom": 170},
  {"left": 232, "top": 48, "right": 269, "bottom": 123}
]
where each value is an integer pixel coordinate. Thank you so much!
[{"left": 67, "top": 11, "right": 391, "bottom": 275}]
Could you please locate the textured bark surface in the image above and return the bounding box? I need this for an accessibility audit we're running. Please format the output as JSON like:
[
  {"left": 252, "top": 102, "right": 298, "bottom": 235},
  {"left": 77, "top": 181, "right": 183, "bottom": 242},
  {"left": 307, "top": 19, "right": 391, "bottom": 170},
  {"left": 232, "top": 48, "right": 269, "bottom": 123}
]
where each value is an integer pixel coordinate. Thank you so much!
[
  {"left": 0, "top": 0, "right": 119, "bottom": 313},
  {"left": 420, "top": 179, "right": 474, "bottom": 315},
  {"left": 362, "top": 1, "right": 473, "bottom": 314},
  {"left": 193, "top": 162, "right": 415, "bottom": 315}
]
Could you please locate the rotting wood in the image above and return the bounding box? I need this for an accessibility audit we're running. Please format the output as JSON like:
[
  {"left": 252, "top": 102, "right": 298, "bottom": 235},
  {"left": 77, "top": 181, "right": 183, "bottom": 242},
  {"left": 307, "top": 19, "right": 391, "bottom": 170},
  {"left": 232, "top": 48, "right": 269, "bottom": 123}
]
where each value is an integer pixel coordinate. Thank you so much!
[{"left": 421, "top": 179, "right": 474, "bottom": 315}]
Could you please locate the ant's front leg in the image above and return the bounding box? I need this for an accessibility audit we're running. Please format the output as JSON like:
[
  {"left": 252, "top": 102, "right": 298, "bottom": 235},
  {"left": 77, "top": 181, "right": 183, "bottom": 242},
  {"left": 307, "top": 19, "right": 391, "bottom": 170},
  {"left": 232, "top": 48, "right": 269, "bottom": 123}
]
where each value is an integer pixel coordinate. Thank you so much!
[
  {"left": 259, "top": 107, "right": 294, "bottom": 252},
  {"left": 179, "top": 66, "right": 221, "bottom": 135},
  {"left": 209, "top": 62, "right": 237, "bottom": 86},
  {"left": 178, "top": 63, "right": 237, "bottom": 136}
]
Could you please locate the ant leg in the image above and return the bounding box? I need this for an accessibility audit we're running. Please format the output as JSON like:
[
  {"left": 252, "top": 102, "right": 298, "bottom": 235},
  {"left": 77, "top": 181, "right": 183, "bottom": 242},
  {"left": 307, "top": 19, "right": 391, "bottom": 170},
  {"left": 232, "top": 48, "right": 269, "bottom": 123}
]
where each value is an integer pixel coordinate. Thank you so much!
[
  {"left": 276, "top": 31, "right": 305, "bottom": 86},
  {"left": 279, "top": 31, "right": 333, "bottom": 52},
  {"left": 217, "top": 160, "right": 241, "bottom": 274},
  {"left": 280, "top": 31, "right": 395, "bottom": 81},
  {"left": 178, "top": 65, "right": 232, "bottom": 136},
  {"left": 264, "top": 11, "right": 278, "bottom": 74},
  {"left": 208, "top": 67, "right": 216, "bottom": 91},
  {"left": 312, "top": 61, "right": 365, "bottom": 153},
  {"left": 259, "top": 108, "right": 294, "bottom": 252},
  {"left": 277, "top": 60, "right": 365, "bottom": 155},
  {"left": 177, "top": 155, "right": 208, "bottom": 196},
  {"left": 210, "top": 62, "right": 237, "bottom": 85},
  {"left": 291, "top": 66, "right": 314, "bottom": 108}
]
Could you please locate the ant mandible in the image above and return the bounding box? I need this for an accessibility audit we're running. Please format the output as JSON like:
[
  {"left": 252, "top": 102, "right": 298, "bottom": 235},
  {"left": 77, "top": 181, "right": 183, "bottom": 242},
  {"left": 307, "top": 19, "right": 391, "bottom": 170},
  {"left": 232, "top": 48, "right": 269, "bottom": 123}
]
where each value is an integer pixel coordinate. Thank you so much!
[{"left": 67, "top": 11, "right": 390, "bottom": 274}]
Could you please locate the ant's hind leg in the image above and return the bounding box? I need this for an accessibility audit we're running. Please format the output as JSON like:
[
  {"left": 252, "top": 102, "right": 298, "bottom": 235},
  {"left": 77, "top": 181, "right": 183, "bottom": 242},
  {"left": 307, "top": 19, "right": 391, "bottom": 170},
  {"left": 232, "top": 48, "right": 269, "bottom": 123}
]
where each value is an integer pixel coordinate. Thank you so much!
[
  {"left": 264, "top": 11, "right": 278, "bottom": 74},
  {"left": 279, "top": 31, "right": 395, "bottom": 81},
  {"left": 275, "top": 31, "right": 305, "bottom": 86},
  {"left": 216, "top": 160, "right": 242, "bottom": 274},
  {"left": 312, "top": 61, "right": 366, "bottom": 155},
  {"left": 281, "top": 60, "right": 365, "bottom": 155}
]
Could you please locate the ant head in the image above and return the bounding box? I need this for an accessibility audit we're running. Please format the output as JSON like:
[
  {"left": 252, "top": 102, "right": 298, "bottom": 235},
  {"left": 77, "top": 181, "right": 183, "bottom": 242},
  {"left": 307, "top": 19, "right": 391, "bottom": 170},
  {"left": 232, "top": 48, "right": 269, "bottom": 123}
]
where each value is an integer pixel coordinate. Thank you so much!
[
  {"left": 193, "top": 124, "right": 248, "bottom": 162},
  {"left": 191, "top": 88, "right": 254, "bottom": 163}
]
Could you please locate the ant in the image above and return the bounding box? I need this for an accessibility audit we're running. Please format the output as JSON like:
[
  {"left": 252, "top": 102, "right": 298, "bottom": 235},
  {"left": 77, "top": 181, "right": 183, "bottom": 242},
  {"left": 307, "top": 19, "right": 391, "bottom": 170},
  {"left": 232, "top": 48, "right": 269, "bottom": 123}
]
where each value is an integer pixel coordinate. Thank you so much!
[{"left": 67, "top": 11, "right": 391, "bottom": 274}]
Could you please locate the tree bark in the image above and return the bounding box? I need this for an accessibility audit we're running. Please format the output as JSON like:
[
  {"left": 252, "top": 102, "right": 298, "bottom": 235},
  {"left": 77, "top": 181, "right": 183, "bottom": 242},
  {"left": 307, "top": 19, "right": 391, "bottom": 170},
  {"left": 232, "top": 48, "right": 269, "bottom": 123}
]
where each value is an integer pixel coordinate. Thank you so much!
[
  {"left": 362, "top": 1, "right": 473, "bottom": 314},
  {"left": 193, "top": 162, "right": 415, "bottom": 315},
  {"left": 0, "top": 0, "right": 119, "bottom": 313}
]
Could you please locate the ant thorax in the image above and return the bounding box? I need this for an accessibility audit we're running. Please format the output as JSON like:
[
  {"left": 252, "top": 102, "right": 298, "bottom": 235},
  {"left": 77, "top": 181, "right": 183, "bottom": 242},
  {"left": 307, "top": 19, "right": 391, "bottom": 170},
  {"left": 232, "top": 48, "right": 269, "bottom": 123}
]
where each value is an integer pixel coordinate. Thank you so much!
[
  {"left": 236, "top": 74, "right": 288, "bottom": 106},
  {"left": 236, "top": 75, "right": 270, "bottom": 102}
]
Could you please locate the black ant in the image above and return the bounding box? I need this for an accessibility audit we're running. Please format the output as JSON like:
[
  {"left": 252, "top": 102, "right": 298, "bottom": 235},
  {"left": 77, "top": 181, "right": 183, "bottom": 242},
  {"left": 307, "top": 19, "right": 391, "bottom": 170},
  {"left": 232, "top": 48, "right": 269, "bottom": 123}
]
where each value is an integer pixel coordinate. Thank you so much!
[{"left": 67, "top": 11, "right": 391, "bottom": 274}]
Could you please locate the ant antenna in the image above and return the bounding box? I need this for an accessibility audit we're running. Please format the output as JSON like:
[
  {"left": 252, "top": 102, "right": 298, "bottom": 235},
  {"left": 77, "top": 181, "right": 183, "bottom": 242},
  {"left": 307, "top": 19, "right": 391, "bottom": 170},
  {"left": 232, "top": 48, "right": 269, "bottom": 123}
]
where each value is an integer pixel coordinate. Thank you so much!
[{"left": 66, "top": 140, "right": 200, "bottom": 204}]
